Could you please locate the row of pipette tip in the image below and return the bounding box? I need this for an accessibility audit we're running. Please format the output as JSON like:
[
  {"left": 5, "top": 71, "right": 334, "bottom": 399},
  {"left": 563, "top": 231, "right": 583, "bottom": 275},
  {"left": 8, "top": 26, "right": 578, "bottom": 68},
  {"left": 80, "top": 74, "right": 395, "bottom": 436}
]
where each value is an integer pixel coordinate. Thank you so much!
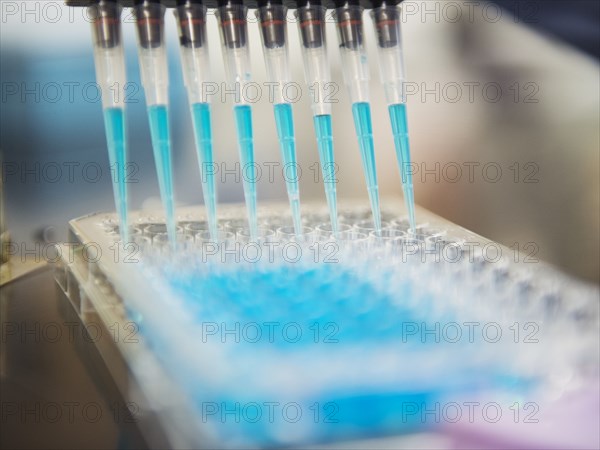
[{"left": 89, "top": 0, "right": 417, "bottom": 247}]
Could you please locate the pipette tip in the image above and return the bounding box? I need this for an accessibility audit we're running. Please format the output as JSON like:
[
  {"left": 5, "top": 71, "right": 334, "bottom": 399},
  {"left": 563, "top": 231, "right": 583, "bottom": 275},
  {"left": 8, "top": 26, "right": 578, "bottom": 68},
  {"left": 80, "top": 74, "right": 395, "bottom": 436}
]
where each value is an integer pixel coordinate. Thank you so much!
[
  {"left": 272, "top": 103, "right": 303, "bottom": 237},
  {"left": 103, "top": 107, "right": 130, "bottom": 244},
  {"left": 313, "top": 114, "right": 339, "bottom": 235},
  {"left": 351, "top": 102, "right": 382, "bottom": 233},
  {"left": 189, "top": 103, "right": 219, "bottom": 242},
  {"left": 233, "top": 104, "right": 259, "bottom": 241},
  {"left": 147, "top": 105, "right": 177, "bottom": 246}
]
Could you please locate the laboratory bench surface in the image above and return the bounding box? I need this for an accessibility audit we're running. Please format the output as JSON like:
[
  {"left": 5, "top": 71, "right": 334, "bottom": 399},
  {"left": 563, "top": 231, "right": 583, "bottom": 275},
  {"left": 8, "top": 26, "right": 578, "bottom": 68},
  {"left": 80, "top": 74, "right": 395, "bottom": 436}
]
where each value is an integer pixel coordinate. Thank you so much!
[{"left": 1, "top": 266, "right": 146, "bottom": 450}]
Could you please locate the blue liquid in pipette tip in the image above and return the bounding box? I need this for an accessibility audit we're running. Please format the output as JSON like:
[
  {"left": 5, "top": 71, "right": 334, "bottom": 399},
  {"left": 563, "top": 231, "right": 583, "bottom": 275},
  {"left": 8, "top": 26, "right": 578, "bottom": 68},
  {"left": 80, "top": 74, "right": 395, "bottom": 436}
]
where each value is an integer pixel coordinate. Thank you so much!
[
  {"left": 147, "top": 104, "right": 177, "bottom": 244},
  {"left": 313, "top": 114, "right": 339, "bottom": 234},
  {"left": 103, "top": 107, "right": 129, "bottom": 243},
  {"left": 388, "top": 103, "right": 416, "bottom": 232},
  {"left": 234, "top": 104, "right": 258, "bottom": 239},
  {"left": 191, "top": 103, "right": 218, "bottom": 240},
  {"left": 351, "top": 102, "right": 382, "bottom": 231},
  {"left": 274, "top": 103, "right": 302, "bottom": 235}
]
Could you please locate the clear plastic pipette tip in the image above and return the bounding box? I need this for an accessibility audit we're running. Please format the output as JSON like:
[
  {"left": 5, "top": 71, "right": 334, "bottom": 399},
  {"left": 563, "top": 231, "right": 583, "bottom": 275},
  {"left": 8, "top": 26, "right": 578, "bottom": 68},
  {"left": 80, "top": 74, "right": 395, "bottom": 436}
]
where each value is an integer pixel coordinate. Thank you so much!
[
  {"left": 133, "top": 1, "right": 176, "bottom": 245},
  {"left": 234, "top": 105, "right": 258, "bottom": 239},
  {"left": 103, "top": 108, "right": 130, "bottom": 243},
  {"left": 274, "top": 103, "right": 302, "bottom": 235},
  {"left": 370, "top": 4, "right": 417, "bottom": 232},
  {"left": 313, "top": 114, "right": 339, "bottom": 234},
  {"left": 389, "top": 103, "right": 416, "bottom": 232},
  {"left": 89, "top": 1, "right": 130, "bottom": 242},
  {"left": 147, "top": 105, "right": 177, "bottom": 244},
  {"left": 256, "top": 5, "right": 303, "bottom": 236},
  {"left": 295, "top": 5, "right": 339, "bottom": 233},
  {"left": 334, "top": 5, "right": 381, "bottom": 231},
  {"left": 191, "top": 103, "right": 218, "bottom": 240},
  {"left": 217, "top": 4, "right": 258, "bottom": 239},
  {"left": 176, "top": 3, "right": 219, "bottom": 241},
  {"left": 352, "top": 102, "right": 382, "bottom": 231}
]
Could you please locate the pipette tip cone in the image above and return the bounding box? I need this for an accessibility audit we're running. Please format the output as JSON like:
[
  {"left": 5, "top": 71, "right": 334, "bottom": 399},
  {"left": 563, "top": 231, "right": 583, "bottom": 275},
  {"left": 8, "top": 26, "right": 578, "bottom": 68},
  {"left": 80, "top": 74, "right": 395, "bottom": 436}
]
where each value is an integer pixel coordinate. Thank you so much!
[
  {"left": 246, "top": 198, "right": 258, "bottom": 241},
  {"left": 208, "top": 219, "right": 219, "bottom": 242},
  {"left": 404, "top": 185, "right": 416, "bottom": 234},
  {"left": 326, "top": 195, "right": 339, "bottom": 235},
  {"left": 290, "top": 198, "right": 303, "bottom": 237},
  {"left": 367, "top": 186, "right": 382, "bottom": 232}
]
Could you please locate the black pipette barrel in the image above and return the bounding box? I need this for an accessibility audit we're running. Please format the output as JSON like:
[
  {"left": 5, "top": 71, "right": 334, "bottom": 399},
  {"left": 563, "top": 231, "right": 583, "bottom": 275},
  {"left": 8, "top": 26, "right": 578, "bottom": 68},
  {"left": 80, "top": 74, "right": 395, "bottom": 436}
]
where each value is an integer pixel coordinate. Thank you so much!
[
  {"left": 89, "top": 0, "right": 122, "bottom": 49},
  {"left": 176, "top": 0, "right": 207, "bottom": 48},
  {"left": 297, "top": 0, "right": 328, "bottom": 49},
  {"left": 134, "top": 0, "right": 165, "bottom": 49},
  {"left": 256, "top": 0, "right": 286, "bottom": 49},
  {"left": 217, "top": 0, "right": 247, "bottom": 49}
]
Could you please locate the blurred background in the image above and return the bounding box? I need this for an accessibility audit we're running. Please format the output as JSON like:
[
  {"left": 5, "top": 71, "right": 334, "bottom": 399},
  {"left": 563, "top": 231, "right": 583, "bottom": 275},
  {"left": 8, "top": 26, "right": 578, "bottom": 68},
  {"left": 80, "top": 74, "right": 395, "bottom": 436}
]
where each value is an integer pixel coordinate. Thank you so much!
[{"left": 1, "top": 0, "right": 598, "bottom": 282}]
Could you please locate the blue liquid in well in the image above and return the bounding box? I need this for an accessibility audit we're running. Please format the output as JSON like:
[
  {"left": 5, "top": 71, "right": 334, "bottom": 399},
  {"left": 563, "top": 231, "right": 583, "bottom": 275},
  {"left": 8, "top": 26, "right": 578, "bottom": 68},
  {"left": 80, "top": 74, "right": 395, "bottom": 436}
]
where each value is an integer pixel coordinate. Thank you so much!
[
  {"left": 163, "top": 263, "right": 530, "bottom": 436},
  {"left": 313, "top": 114, "right": 339, "bottom": 233},
  {"left": 234, "top": 105, "right": 258, "bottom": 238},
  {"left": 147, "top": 104, "right": 177, "bottom": 243},
  {"left": 103, "top": 107, "right": 129, "bottom": 242},
  {"left": 389, "top": 103, "right": 416, "bottom": 232},
  {"left": 274, "top": 103, "right": 302, "bottom": 235},
  {"left": 191, "top": 103, "right": 218, "bottom": 240},
  {"left": 351, "top": 102, "right": 381, "bottom": 231}
]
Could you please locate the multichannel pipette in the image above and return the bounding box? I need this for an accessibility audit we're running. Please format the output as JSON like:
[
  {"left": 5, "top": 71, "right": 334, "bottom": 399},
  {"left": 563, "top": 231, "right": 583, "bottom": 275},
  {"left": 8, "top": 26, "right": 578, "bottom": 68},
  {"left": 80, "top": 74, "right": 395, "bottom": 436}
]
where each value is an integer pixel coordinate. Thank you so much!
[
  {"left": 295, "top": 2, "right": 339, "bottom": 233},
  {"left": 371, "top": 2, "right": 416, "bottom": 232},
  {"left": 75, "top": 0, "right": 417, "bottom": 241},
  {"left": 134, "top": 0, "right": 177, "bottom": 244},
  {"left": 333, "top": 2, "right": 381, "bottom": 231},
  {"left": 89, "top": 0, "right": 129, "bottom": 242},
  {"left": 217, "top": 1, "right": 258, "bottom": 239},
  {"left": 175, "top": 1, "right": 218, "bottom": 240},
  {"left": 256, "top": 1, "right": 302, "bottom": 235}
]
